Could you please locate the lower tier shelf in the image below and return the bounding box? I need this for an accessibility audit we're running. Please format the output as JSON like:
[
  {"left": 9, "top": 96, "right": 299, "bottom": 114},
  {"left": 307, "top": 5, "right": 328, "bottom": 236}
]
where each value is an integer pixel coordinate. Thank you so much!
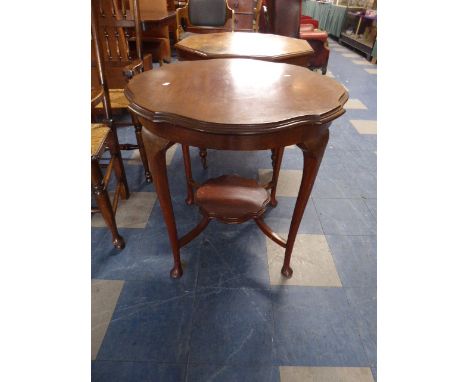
[{"left": 195, "top": 175, "right": 270, "bottom": 223}]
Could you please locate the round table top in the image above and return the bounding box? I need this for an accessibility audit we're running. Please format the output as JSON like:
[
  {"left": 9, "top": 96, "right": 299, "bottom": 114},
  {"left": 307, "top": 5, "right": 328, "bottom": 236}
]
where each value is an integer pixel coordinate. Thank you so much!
[
  {"left": 125, "top": 58, "right": 348, "bottom": 134},
  {"left": 174, "top": 32, "right": 314, "bottom": 62}
]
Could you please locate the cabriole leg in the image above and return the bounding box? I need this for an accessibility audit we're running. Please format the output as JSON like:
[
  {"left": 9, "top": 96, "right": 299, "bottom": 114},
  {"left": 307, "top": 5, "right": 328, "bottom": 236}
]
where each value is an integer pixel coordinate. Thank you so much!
[
  {"left": 142, "top": 128, "right": 183, "bottom": 278},
  {"left": 282, "top": 128, "right": 329, "bottom": 278}
]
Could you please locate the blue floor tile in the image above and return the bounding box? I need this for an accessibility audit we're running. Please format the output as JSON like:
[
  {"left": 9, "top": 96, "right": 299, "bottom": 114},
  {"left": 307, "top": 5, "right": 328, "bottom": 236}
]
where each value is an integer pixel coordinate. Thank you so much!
[
  {"left": 91, "top": 225, "right": 200, "bottom": 286},
  {"left": 365, "top": 198, "right": 377, "bottom": 218},
  {"left": 314, "top": 198, "right": 377, "bottom": 235},
  {"left": 189, "top": 287, "right": 274, "bottom": 365},
  {"left": 314, "top": 163, "right": 368, "bottom": 199},
  {"left": 186, "top": 364, "right": 280, "bottom": 382},
  {"left": 326, "top": 235, "right": 377, "bottom": 288},
  {"left": 92, "top": 361, "right": 185, "bottom": 382},
  {"left": 97, "top": 280, "right": 195, "bottom": 363},
  {"left": 346, "top": 287, "right": 377, "bottom": 367},
  {"left": 196, "top": 222, "right": 271, "bottom": 289},
  {"left": 272, "top": 286, "right": 368, "bottom": 366}
]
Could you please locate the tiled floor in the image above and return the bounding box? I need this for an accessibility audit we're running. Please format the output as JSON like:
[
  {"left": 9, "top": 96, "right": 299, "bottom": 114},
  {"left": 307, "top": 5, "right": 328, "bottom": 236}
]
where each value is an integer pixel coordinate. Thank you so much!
[{"left": 92, "top": 38, "right": 377, "bottom": 381}]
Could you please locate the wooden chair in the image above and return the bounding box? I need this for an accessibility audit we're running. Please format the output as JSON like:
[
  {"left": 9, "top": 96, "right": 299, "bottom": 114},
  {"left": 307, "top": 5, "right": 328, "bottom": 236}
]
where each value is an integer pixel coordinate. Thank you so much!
[
  {"left": 91, "top": 0, "right": 154, "bottom": 183},
  {"left": 91, "top": 5, "right": 130, "bottom": 249},
  {"left": 175, "top": 0, "right": 235, "bottom": 42}
]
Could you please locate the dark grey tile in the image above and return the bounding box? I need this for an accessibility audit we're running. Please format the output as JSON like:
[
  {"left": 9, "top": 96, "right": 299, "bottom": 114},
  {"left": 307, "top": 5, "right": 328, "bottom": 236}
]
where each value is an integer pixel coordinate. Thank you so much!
[
  {"left": 272, "top": 286, "right": 368, "bottom": 366},
  {"left": 189, "top": 288, "right": 274, "bottom": 365},
  {"left": 314, "top": 198, "right": 376, "bottom": 235},
  {"left": 326, "top": 235, "right": 377, "bottom": 287}
]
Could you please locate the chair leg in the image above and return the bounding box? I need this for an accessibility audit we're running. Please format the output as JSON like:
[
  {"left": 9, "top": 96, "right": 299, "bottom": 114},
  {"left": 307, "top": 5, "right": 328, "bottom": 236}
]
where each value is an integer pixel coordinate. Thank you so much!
[
  {"left": 92, "top": 159, "right": 125, "bottom": 249},
  {"left": 321, "top": 64, "right": 328, "bottom": 75},
  {"left": 107, "top": 128, "right": 130, "bottom": 200},
  {"left": 270, "top": 147, "right": 284, "bottom": 207},
  {"left": 131, "top": 112, "right": 152, "bottom": 183},
  {"left": 199, "top": 148, "right": 208, "bottom": 169}
]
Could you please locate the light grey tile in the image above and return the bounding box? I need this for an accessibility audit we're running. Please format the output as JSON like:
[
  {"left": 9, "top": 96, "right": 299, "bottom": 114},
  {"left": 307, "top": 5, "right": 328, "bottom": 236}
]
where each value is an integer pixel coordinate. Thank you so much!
[
  {"left": 365, "top": 68, "right": 377, "bottom": 74},
  {"left": 280, "top": 366, "right": 374, "bottom": 382},
  {"left": 266, "top": 234, "right": 342, "bottom": 287},
  {"left": 342, "top": 53, "right": 360, "bottom": 58},
  {"left": 350, "top": 120, "right": 377, "bottom": 135},
  {"left": 91, "top": 279, "right": 124, "bottom": 360},
  {"left": 92, "top": 192, "right": 157, "bottom": 229},
  {"left": 352, "top": 59, "right": 373, "bottom": 66},
  {"left": 345, "top": 99, "right": 368, "bottom": 110},
  {"left": 258, "top": 169, "right": 302, "bottom": 197}
]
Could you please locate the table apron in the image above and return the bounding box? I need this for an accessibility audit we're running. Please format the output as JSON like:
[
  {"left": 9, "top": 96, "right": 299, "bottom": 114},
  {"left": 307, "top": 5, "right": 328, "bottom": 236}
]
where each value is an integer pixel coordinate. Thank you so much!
[{"left": 137, "top": 119, "right": 331, "bottom": 150}]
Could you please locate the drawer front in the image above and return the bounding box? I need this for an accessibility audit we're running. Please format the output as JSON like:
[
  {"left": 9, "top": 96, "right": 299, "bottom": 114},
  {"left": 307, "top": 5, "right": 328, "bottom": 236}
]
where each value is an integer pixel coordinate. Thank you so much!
[
  {"left": 228, "top": 0, "right": 255, "bottom": 13},
  {"left": 234, "top": 13, "right": 254, "bottom": 30}
]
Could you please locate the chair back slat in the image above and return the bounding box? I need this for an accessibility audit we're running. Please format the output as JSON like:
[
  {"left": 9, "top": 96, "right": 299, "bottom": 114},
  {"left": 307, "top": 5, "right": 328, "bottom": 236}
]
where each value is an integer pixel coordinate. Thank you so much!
[
  {"left": 91, "top": 3, "right": 112, "bottom": 121},
  {"left": 92, "top": 0, "right": 143, "bottom": 63}
]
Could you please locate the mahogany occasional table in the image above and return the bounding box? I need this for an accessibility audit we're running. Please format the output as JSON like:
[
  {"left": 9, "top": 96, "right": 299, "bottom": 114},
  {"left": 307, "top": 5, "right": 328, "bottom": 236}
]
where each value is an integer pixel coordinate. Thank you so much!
[
  {"left": 125, "top": 59, "right": 348, "bottom": 279},
  {"left": 174, "top": 32, "right": 314, "bottom": 67}
]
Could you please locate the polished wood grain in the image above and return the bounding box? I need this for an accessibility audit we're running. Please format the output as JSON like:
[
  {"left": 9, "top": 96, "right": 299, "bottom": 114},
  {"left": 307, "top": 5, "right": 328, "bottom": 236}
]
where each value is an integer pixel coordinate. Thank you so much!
[
  {"left": 140, "top": 8, "right": 176, "bottom": 22},
  {"left": 126, "top": 59, "right": 346, "bottom": 131},
  {"left": 195, "top": 175, "right": 270, "bottom": 223},
  {"left": 126, "top": 58, "right": 347, "bottom": 278},
  {"left": 175, "top": 32, "right": 314, "bottom": 203},
  {"left": 175, "top": 32, "right": 314, "bottom": 66}
]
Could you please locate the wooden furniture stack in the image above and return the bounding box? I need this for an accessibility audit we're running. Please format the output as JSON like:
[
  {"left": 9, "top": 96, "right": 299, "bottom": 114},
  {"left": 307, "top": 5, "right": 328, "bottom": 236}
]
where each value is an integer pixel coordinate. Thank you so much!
[
  {"left": 227, "top": 0, "right": 257, "bottom": 31},
  {"left": 91, "top": 0, "right": 153, "bottom": 183},
  {"left": 91, "top": 4, "right": 130, "bottom": 249}
]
